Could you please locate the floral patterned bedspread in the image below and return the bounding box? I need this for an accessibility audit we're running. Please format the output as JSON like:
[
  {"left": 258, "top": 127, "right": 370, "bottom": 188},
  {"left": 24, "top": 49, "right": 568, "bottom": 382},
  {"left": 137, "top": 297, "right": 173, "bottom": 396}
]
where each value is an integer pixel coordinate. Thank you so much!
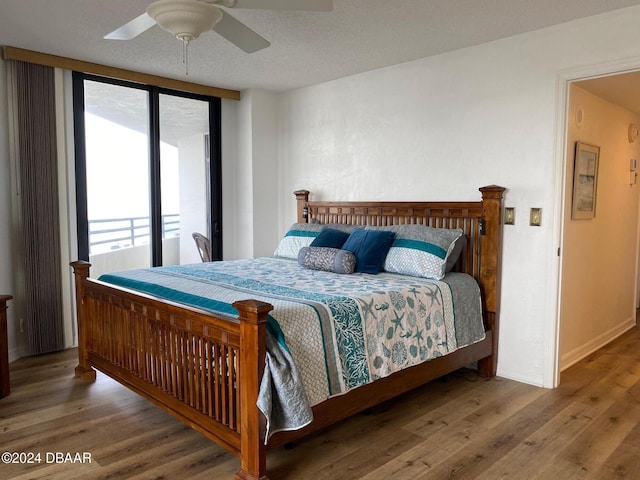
[{"left": 99, "top": 257, "right": 484, "bottom": 436}]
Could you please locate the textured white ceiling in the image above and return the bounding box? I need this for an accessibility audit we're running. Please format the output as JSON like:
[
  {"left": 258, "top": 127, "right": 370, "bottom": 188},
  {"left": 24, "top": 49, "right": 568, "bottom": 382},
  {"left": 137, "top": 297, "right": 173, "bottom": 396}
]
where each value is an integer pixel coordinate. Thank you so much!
[{"left": 2, "top": 0, "right": 640, "bottom": 92}]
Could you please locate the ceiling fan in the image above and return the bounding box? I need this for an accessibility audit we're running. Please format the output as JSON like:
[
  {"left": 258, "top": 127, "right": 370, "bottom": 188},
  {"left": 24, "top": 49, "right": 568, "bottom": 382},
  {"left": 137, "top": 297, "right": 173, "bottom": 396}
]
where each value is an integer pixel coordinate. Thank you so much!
[{"left": 104, "top": 0, "right": 333, "bottom": 54}]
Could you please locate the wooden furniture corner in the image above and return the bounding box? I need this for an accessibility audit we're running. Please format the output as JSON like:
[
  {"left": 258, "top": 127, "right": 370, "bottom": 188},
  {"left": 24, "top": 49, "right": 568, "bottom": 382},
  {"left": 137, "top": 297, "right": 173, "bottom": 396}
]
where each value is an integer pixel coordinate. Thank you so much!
[{"left": 0, "top": 294, "right": 13, "bottom": 398}]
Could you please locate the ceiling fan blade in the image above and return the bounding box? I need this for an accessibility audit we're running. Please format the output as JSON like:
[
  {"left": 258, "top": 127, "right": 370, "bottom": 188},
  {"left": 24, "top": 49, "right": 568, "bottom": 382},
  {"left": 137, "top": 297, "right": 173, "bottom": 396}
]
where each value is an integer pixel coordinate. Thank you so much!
[
  {"left": 213, "top": 11, "right": 270, "bottom": 53},
  {"left": 231, "top": 0, "right": 332, "bottom": 11},
  {"left": 104, "top": 13, "right": 157, "bottom": 40}
]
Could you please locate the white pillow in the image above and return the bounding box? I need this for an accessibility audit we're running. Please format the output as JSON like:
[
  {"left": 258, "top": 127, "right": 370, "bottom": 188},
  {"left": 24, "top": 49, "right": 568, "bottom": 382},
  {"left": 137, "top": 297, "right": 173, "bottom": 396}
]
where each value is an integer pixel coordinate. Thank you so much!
[
  {"left": 273, "top": 223, "right": 323, "bottom": 259},
  {"left": 366, "top": 225, "right": 463, "bottom": 280}
]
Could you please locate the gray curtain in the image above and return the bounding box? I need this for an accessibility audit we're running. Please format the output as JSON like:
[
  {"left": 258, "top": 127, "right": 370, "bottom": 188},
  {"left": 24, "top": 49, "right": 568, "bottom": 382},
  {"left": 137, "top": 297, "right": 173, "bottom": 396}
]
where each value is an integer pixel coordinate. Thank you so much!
[{"left": 14, "top": 61, "right": 64, "bottom": 355}]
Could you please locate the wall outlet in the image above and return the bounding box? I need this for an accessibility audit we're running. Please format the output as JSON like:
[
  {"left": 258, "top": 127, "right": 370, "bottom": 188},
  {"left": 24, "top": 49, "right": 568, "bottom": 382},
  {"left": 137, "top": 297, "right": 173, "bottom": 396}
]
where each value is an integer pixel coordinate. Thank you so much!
[
  {"left": 530, "top": 208, "right": 542, "bottom": 226},
  {"left": 504, "top": 207, "right": 515, "bottom": 225}
]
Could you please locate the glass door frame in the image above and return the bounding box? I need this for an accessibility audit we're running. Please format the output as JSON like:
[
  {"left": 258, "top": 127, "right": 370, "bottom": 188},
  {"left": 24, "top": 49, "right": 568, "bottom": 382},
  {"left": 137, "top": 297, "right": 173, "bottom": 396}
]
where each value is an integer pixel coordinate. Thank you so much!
[{"left": 72, "top": 72, "right": 222, "bottom": 265}]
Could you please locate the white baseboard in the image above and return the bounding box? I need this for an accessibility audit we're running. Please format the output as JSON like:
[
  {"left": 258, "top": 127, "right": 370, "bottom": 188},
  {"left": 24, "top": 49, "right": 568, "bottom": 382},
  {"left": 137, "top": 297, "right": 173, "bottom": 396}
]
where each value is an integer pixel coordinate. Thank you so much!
[
  {"left": 496, "top": 368, "right": 545, "bottom": 388},
  {"left": 8, "top": 345, "right": 28, "bottom": 363},
  {"left": 560, "top": 316, "right": 637, "bottom": 372}
]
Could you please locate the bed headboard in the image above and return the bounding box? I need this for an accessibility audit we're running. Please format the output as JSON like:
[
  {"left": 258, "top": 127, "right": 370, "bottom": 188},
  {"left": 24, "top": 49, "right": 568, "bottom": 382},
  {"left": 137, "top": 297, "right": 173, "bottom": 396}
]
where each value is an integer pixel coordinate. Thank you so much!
[{"left": 294, "top": 185, "right": 505, "bottom": 376}]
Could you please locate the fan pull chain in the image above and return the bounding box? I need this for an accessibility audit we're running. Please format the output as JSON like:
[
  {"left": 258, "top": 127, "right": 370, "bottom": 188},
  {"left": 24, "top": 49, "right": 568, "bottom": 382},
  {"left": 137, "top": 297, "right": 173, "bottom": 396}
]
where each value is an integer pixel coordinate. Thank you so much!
[
  {"left": 177, "top": 34, "right": 193, "bottom": 76},
  {"left": 182, "top": 38, "right": 190, "bottom": 76}
]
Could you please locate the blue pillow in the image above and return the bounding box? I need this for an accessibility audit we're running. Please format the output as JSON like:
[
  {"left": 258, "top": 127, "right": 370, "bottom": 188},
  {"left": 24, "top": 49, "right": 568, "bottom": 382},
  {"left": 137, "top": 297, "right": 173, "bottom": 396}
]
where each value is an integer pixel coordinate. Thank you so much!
[
  {"left": 342, "top": 228, "right": 396, "bottom": 274},
  {"left": 310, "top": 227, "right": 350, "bottom": 248}
]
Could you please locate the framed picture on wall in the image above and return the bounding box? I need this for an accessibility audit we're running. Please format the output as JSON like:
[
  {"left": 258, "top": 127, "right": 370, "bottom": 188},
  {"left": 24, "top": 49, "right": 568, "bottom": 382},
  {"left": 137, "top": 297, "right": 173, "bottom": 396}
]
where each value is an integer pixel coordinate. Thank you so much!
[{"left": 571, "top": 141, "right": 600, "bottom": 220}]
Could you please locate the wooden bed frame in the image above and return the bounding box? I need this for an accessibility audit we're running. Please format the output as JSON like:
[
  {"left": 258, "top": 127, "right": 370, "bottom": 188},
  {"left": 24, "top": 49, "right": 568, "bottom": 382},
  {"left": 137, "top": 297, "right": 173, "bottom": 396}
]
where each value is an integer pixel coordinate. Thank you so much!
[{"left": 71, "top": 185, "right": 505, "bottom": 480}]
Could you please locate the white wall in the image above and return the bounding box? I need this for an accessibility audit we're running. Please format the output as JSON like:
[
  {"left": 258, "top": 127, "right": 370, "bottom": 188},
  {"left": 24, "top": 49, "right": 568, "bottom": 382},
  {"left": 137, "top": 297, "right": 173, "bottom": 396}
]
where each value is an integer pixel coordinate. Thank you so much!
[
  {"left": 249, "top": 90, "right": 279, "bottom": 258},
  {"left": 221, "top": 98, "right": 239, "bottom": 261},
  {"left": 234, "top": 89, "right": 279, "bottom": 260},
  {"left": 178, "top": 133, "right": 207, "bottom": 265},
  {"left": 275, "top": 6, "right": 640, "bottom": 387},
  {"left": 559, "top": 85, "right": 640, "bottom": 370},
  {"left": 0, "top": 57, "right": 18, "bottom": 360},
  {"left": 234, "top": 91, "right": 254, "bottom": 259}
]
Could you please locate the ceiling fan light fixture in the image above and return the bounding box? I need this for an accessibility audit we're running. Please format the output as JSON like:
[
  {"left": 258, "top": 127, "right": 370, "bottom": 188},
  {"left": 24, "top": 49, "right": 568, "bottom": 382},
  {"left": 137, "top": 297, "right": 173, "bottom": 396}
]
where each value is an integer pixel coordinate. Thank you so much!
[{"left": 146, "top": 0, "right": 223, "bottom": 42}]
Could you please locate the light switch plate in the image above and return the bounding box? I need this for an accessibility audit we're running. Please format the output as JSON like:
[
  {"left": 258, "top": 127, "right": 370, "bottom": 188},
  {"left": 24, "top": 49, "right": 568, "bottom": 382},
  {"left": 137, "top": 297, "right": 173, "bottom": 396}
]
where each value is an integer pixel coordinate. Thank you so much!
[
  {"left": 530, "top": 208, "right": 542, "bottom": 226},
  {"left": 504, "top": 207, "right": 515, "bottom": 225}
]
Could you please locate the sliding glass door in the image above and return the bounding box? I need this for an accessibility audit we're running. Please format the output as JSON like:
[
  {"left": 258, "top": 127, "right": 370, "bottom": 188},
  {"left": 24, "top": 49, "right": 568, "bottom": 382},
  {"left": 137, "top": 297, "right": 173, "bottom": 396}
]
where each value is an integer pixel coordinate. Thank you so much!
[
  {"left": 79, "top": 79, "right": 152, "bottom": 274},
  {"left": 158, "top": 93, "right": 212, "bottom": 266},
  {"left": 73, "top": 73, "right": 221, "bottom": 277}
]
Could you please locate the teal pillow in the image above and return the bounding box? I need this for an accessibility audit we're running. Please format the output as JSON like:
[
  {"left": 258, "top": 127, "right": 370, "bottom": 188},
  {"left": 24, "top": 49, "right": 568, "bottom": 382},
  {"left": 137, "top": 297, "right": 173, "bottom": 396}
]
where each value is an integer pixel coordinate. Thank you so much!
[
  {"left": 310, "top": 227, "right": 350, "bottom": 248},
  {"left": 342, "top": 228, "right": 395, "bottom": 274}
]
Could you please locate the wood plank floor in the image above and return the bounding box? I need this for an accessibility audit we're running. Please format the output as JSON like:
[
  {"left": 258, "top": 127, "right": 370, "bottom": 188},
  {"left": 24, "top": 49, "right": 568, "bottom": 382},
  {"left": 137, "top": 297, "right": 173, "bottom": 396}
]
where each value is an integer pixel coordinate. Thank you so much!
[{"left": 1, "top": 324, "right": 639, "bottom": 479}]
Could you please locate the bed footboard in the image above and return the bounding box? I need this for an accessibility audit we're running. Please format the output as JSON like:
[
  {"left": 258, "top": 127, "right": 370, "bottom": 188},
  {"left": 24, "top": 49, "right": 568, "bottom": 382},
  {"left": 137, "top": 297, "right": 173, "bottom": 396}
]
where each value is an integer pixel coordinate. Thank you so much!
[{"left": 71, "top": 261, "right": 272, "bottom": 480}]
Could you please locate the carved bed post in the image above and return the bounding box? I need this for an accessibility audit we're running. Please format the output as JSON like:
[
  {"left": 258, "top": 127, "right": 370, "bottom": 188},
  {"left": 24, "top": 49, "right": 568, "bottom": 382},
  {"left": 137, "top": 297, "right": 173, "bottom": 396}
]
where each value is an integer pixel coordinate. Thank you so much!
[
  {"left": 477, "top": 185, "right": 505, "bottom": 377},
  {"left": 294, "top": 190, "right": 310, "bottom": 224},
  {"left": 70, "top": 261, "right": 97, "bottom": 381},
  {"left": 233, "top": 299, "right": 273, "bottom": 480}
]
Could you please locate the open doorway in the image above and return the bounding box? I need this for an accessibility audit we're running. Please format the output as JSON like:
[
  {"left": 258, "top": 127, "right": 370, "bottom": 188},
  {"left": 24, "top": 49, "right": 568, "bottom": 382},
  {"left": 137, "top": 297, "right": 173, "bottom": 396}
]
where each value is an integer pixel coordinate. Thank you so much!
[{"left": 558, "top": 73, "right": 640, "bottom": 374}]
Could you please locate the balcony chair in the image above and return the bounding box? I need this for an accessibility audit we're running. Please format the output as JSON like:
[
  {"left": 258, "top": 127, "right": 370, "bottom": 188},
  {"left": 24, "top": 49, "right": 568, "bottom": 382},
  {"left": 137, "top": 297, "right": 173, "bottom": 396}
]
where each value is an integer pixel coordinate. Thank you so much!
[{"left": 192, "top": 232, "right": 212, "bottom": 262}]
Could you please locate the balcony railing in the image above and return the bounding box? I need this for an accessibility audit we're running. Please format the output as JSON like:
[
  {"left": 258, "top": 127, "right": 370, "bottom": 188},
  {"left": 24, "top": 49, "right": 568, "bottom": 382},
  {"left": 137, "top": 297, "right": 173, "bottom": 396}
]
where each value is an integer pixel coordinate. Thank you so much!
[{"left": 89, "top": 214, "right": 180, "bottom": 254}]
